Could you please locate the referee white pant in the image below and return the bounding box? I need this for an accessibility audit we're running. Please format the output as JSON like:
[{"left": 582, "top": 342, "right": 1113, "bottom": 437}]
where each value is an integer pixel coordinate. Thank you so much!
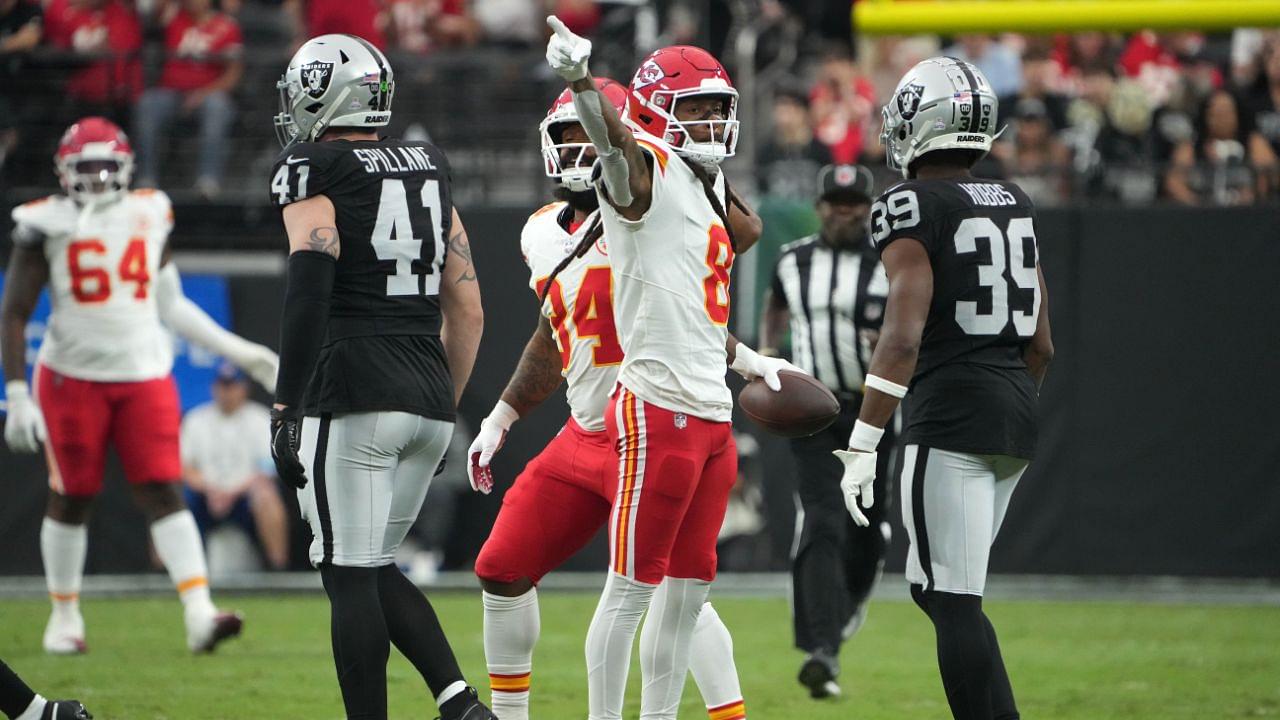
[
  {"left": 297, "top": 411, "right": 453, "bottom": 568},
  {"left": 900, "top": 445, "right": 1028, "bottom": 596}
]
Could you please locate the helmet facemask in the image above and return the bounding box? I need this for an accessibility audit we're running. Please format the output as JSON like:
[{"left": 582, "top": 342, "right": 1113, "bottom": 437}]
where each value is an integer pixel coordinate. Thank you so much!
[
  {"left": 652, "top": 87, "right": 740, "bottom": 169},
  {"left": 58, "top": 148, "right": 132, "bottom": 205},
  {"left": 540, "top": 115, "right": 596, "bottom": 193}
]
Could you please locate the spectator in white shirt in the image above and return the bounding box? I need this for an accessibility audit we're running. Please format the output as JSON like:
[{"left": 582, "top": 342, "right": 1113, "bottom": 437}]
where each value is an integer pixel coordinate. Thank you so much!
[{"left": 181, "top": 364, "right": 288, "bottom": 569}]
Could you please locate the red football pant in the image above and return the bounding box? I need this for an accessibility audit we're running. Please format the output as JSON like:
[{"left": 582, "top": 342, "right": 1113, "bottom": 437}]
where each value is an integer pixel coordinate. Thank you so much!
[
  {"left": 34, "top": 364, "right": 182, "bottom": 498},
  {"left": 475, "top": 417, "right": 615, "bottom": 585},
  {"left": 606, "top": 386, "right": 737, "bottom": 584}
]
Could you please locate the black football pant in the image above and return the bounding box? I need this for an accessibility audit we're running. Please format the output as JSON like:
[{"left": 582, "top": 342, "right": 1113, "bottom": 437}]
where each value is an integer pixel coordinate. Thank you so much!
[
  {"left": 0, "top": 659, "right": 37, "bottom": 720},
  {"left": 789, "top": 396, "right": 895, "bottom": 657}
]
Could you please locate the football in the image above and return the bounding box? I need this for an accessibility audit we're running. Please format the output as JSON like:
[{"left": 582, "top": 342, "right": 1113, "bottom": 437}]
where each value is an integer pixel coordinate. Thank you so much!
[{"left": 738, "top": 370, "right": 840, "bottom": 438}]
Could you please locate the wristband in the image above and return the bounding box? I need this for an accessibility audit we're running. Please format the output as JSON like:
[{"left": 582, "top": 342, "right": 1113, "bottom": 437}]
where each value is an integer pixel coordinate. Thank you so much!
[
  {"left": 847, "top": 420, "right": 884, "bottom": 452},
  {"left": 865, "top": 374, "right": 908, "bottom": 399},
  {"left": 5, "top": 380, "right": 30, "bottom": 399},
  {"left": 486, "top": 400, "right": 520, "bottom": 431}
]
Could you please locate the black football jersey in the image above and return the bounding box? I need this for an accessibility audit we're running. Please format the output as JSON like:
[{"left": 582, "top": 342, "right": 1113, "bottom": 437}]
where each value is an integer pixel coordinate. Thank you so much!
[
  {"left": 270, "top": 138, "right": 456, "bottom": 422},
  {"left": 870, "top": 177, "right": 1041, "bottom": 459}
]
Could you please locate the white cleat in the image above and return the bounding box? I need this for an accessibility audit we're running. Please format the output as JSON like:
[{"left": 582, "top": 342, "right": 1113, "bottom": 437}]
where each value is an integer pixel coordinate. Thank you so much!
[
  {"left": 186, "top": 609, "right": 243, "bottom": 653},
  {"left": 43, "top": 612, "right": 87, "bottom": 655}
]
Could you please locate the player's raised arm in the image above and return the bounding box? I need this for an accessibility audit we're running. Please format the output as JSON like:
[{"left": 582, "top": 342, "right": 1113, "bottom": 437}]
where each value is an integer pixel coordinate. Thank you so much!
[
  {"left": 1024, "top": 265, "right": 1054, "bottom": 389},
  {"left": 0, "top": 240, "right": 50, "bottom": 453},
  {"left": 154, "top": 247, "right": 278, "bottom": 393},
  {"left": 439, "top": 207, "right": 484, "bottom": 407},
  {"left": 270, "top": 194, "right": 340, "bottom": 488},
  {"left": 545, "top": 15, "right": 651, "bottom": 219},
  {"left": 467, "top": 316, "right": 564, "bottom": 494},
  {"left": 835, "top": 235, "right": 933, "bottom": 526}
]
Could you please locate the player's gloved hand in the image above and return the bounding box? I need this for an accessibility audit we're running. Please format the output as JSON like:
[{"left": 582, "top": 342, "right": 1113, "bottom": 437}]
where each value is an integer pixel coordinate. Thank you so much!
[
  {"left": 234, "top": 343, "right": 279, "bottom": 394},
  {"left": 546, "top": 15, "right": 592, "bottom": 82},
  {"left": 730, "top": 342, "right": 805, "bottom": 392},
  {"left": 835, "top": 449, "right": 877, "bottom": 527},
  {"left": 270, "top": 406, "right": 307, "bottom": 489},
  {"left": 3, "top": 380, "right": 47, "bottom": 454},
  {"left": 468, "top": 400, "right": 518, "bottom": 494}
]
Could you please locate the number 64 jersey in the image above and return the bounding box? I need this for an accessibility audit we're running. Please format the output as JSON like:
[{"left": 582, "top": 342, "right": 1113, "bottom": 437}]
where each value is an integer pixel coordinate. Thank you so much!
[
  {"left": 10, "top": 190, "right": 173, "bottom": 381},
  {"left": 269, "top": 138, "right": 457, "bottom": 422},
  {"left": 870, "top": 178, "right": 1042, "bottom": 460}
]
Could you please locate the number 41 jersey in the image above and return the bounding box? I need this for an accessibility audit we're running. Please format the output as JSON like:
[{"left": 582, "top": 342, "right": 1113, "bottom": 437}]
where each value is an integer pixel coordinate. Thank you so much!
[
  {"left": 870, "top": 178, "right": 1042, "bottom": 460},
  {"left": 270, "top": 138, "right": 456, "bottom": 422}
]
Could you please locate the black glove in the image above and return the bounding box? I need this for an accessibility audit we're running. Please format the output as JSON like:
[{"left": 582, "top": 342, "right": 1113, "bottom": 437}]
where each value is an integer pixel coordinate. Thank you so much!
[
  {"left": 43, "top": 699, "right": 93, "bottom": 719},
  {"left": 270, "top": 406, "right": 307, "bottom": 489}
]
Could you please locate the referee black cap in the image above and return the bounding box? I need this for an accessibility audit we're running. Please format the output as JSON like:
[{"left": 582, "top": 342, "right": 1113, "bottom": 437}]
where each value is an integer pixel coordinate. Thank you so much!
[{"left": 817, "top": 164, "right": 875, "bottom": 204}]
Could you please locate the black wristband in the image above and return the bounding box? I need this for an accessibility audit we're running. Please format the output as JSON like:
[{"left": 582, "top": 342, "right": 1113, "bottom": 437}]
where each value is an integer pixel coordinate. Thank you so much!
[{"left": 274, "top": 250, "right": 335, "bottom": 409}]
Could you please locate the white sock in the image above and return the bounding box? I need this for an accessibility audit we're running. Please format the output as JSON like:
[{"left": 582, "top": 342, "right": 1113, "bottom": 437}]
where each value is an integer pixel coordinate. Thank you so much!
[
  {"left": 16, "top": 694, "right": 47, "bottom": 720},
  {"left": 689, "top": 602, "right": 746, "bottom": 719},
  {"left": 41, "top": 518, "right": 87, "bottom": 620},
  {"left": 436, "top": 679, "right": 467, "bottom": 707},
  {"left": 585, "top": 572, "right": 657, "bottom": 720},
  {"left": 150, "top": 510, "right": 215, "bottom": 619},
  {"left": 483, "top": 588, "right": 539, "bottom": 720},
  {"left": 638, "top": 577, "right": 710, "bottom": 720}
]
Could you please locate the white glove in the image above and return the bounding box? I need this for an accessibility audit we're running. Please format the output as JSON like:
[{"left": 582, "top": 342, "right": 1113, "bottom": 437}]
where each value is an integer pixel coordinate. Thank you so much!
[
  {"left": 834, "top": 449, "right": 876, "bottom": 527},
  {"left": 546, "top": 15, "right": 591, "bottom": 82},
  {"left": 729, "top": 342, "right": 805, "bottom": 391},
  {"left": 467, "top": 400, "right": 518, "bottom": 494},
  {"left": 232, "top": 343, "right": 279, "bottom": 394},
  {"left": 4, "top": 380, "right": 47, "bottom": 454}
]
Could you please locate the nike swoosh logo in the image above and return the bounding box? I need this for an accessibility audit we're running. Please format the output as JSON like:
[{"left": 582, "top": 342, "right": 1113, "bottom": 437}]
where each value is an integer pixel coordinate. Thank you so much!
[{"left": 285, "top": 155, "right": 306, "bottom": 164}]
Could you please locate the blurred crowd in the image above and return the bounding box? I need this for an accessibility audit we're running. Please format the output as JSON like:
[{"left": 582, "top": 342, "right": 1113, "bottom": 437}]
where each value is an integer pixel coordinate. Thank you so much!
[
  {"left": 2, "top": 0, "right": 1280, "bottom": 207},
  {"left": 759, "top": 29, "right": 1280, "bottom": 206}
]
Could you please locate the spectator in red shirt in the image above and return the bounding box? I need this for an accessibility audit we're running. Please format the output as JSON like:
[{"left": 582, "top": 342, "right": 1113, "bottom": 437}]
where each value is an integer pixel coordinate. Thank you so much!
[
  {"left": 809, "top": 45, "right": 877, "bottom": 165},
  {"left": 388, "top": 0, "right": 478, "bottom": 53},
  {"left": 44, "top": 0, "right": 142, "bottom": 113},
  {"left": 286, "top": 0, "right": 386, "bottom": 51},
  {"left": 132, "top": 0, "right": 243, "bottom": 195}
]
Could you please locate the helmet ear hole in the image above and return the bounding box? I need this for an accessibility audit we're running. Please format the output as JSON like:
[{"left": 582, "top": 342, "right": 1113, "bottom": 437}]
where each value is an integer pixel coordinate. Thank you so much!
[{"left": 898, "top": 127, "right": 907, "bottom": 140}]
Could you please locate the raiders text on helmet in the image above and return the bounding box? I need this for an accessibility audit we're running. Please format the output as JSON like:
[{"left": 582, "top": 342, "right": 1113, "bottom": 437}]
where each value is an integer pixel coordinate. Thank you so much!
[
  {"left": 881, "top": 57, "right": 1001, "bottom": 178},
  {"left": 540, "top": 78, "right": 628, "bottom": 192},
  {"left": 274, "top": 34, "right": 395, "bottom": 147},
  {"left": 627, "top": 46, "right": 739, "bottom": 168}
]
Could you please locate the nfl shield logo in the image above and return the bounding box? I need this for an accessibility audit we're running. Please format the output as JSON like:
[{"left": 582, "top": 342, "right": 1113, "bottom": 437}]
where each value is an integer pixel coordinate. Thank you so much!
[
  {"left": 302, "top": 60, "right": 334, "bottom": 99},
  {"left": 674, "top": 413, "right": 688, "bottom": 430}
]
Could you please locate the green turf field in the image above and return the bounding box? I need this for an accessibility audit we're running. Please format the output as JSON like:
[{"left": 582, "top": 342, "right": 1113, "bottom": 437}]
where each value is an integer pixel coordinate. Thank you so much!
[{"left": 1, "top": 592, "right": 1277, "bottom": 719}]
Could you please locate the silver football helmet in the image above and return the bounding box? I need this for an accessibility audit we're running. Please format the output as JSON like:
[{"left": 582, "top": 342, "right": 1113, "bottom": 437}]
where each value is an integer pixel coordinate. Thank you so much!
[
  {"left": 274, "top": 34, "right": 395, "bottom": 147},
  {"left": 881, "top": 56, "right": 1001, "bottom": 178}
]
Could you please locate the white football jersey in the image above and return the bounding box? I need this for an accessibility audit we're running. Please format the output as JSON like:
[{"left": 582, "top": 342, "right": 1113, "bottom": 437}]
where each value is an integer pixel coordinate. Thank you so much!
[
  {"left": 11, "top": 190, "right": 175, "bottom": 382},
  {"left": 596, "top": 134, "right": 733, "bottom": 422},
  {"left": 520, "top": 201, "right": 621, "bottom": 432}
]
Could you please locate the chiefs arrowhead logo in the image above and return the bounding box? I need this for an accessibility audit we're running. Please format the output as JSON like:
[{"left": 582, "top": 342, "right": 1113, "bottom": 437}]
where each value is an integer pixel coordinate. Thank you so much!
[{"left": 633, "top": 59, "right": 666, "bottom": 90}]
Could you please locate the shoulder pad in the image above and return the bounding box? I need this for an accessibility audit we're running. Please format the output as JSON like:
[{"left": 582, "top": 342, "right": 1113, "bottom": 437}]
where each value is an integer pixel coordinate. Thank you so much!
[
  {"left": 11, "top": 195, "right": 74, "bottom": 243},
  {"left": 521, "top": 202, "right": 568, "bottom": 259}
]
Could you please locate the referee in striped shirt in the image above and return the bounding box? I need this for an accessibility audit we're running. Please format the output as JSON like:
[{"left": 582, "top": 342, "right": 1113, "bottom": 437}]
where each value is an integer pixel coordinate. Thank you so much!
[{"left": 760, "top": 164, "right": 894, "bottom": 700}]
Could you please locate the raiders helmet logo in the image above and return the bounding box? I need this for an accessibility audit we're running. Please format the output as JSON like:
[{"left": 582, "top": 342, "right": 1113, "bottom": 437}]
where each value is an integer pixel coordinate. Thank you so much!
[
  {"left": 896, "top": 82, "right": 925, "bottom": 121},
  {"left": 633, "top": 59, "right": 666, "bottom": 90},
  {"left": 301, "top": 60, "right": 334, "bottom": 99}
]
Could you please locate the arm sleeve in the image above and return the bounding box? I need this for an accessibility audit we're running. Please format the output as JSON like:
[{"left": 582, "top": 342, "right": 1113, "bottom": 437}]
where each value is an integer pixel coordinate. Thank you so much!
[
  {"left": 155, "top": 265, "right": 264, "bottom": 363},
  {"left": 274, "top": 251, "right": 335, "bottom": 408}
]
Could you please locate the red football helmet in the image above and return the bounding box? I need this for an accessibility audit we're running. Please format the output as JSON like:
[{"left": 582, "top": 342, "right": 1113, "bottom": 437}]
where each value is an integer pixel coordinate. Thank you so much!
[
  {"left": 626, "top": 46, "right": 739, "bottom": 167},
  {"left": 540, "top": 77, "right": 629, "bottom": 192},
  {"left": 55, "top": 117, "right": 134, "bottom": 204}
]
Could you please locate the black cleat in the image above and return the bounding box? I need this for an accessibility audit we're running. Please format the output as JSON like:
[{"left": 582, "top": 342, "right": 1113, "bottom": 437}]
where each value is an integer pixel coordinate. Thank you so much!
[
  {"left": 41, "top": 700, "right": 92, "bottom": 719},
  {"left": 798, "top": 651, "right": 842, "bottom": 699},
  {"left": 435, "top": 686, "right": 498, "bottom": 720}
]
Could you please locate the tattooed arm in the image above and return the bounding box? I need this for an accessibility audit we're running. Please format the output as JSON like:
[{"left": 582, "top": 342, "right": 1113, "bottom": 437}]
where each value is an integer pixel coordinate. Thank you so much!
[
  {"left": 282, "top": 195, "right": 340, "bottom": 258},
  {"left": 499, "top": 315, "right": 564, "bottom": 416},
  {"left": 439, "top": 207, "right": 484, "bottom": 405}
]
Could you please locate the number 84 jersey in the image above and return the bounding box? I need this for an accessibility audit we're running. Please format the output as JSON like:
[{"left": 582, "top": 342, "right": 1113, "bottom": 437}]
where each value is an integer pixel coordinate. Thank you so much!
[
  {"left": 11, "top": 190, "right": 174, "bottom": 382},
  {"left": 870, "top": 178, "right": 1042, "bottom": 460},
  {"left": 521, "top": 202, "right": 621, "bottom": 433}
]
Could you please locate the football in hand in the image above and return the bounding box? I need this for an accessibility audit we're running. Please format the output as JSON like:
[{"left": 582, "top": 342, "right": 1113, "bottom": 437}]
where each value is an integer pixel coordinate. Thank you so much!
[{"left": 738, "top": 370, "right": 840, "bottom": 438}]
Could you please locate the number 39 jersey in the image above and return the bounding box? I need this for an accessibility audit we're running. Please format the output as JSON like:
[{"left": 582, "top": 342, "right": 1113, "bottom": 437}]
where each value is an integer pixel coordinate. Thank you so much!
[
  {"left": 270, "top": 138, "right": 456, "bottom": 421},
  {"left": 596, "top": 134, "right": 734, "bottom": 423},
  {"left": 520, "top": 202, "right": 621, "bottom": 433},
  {"left": 11, "top": 190, "right": 173, "bottom": 382},
  {"left": 871, "top": 178, "right": 1041, "bottom": 459}
]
